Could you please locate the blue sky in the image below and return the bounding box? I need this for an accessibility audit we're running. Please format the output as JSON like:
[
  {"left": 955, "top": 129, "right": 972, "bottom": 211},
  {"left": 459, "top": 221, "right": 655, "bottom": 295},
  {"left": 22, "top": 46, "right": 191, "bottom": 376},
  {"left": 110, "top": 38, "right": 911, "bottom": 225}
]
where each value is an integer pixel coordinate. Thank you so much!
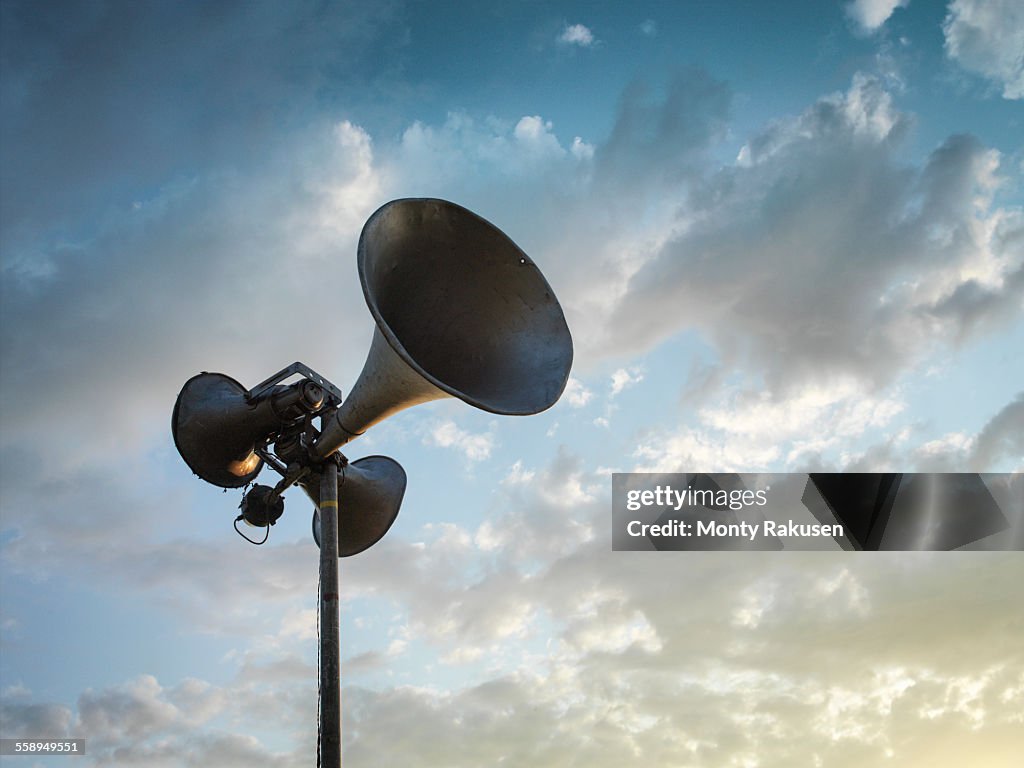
[{"left": 1, "top": 1, "right": 1022, "bottom": 766}]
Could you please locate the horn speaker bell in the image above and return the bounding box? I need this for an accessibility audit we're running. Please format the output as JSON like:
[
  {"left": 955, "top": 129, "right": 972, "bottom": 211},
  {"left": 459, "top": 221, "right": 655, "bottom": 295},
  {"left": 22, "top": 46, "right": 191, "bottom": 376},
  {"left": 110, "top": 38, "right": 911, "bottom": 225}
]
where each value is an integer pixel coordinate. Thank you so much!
[
  {"left": 309, "top": 456, "right": 407, "bottom": 557},
  {"left": 172, "top": 372, "right": 272, "bottom": 488},
  {"left": 314, "top": 198, "right": 573, "bottom": 456}
]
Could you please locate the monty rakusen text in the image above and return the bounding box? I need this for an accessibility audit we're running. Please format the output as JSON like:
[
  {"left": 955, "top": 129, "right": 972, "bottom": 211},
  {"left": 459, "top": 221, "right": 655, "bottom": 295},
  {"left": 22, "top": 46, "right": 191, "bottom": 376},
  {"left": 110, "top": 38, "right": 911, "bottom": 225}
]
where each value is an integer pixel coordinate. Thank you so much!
[{"left": 623, "top": 484, "right": 844, "bottom": 541}]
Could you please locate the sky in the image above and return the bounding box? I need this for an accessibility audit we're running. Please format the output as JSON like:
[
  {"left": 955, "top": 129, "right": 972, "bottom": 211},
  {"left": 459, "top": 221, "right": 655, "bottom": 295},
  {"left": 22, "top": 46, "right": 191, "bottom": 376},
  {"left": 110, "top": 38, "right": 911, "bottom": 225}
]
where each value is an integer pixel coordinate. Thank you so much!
[{"left": 1, "top": 0, "right": 1022, "bottom": 765}]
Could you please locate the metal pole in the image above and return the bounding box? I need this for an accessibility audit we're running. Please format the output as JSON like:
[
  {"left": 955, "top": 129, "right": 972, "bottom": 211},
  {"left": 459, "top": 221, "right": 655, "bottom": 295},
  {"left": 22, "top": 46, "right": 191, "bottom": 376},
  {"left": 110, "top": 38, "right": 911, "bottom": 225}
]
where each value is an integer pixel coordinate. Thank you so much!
[{"left": 319, "top": 457, "right": 341, "bottom": 766}]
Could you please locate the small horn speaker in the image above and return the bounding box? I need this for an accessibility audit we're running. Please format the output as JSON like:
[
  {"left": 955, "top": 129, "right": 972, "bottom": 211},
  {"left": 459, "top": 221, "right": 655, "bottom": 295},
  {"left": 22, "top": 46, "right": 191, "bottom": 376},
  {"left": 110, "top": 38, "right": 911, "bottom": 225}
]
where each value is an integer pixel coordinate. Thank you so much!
[
  {"left": 174, "top": 373, "right": 325, "bottom": 488},
  {"left": 309, "top": 456, "right": 407, "bottom": 557},
  {"left": 314, "top": 198, "right": 573, "bottom": 457},
  {"left": 172, "top": 373, "right": 273, "bottom": 488}
]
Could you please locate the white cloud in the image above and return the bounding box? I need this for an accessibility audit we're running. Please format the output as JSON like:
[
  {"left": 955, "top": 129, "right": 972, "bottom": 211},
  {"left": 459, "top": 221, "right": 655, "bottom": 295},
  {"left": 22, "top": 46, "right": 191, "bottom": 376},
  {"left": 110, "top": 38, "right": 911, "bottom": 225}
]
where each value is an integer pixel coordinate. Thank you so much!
[
  {"left": 0, "top": 699, "right": 74, "bottom": 740},
  {"left": 635, "top": 424, "right": 782, "bottom": 472},
  {"left": 2, "top": 669, "right": 314, "bottom": 767},
  {"left": 464, "top": 449, "right": 598, "bottom": 564},
  {"left": 0, "top": 1, "right": 393, "bottom": 271},
  {"left": 383, "top": 71, "right": 730, "bottom": 367},
  {"left": 866, "top": 392, "right": 1024, "bottom": 472},
  {"left": 0, "top": 117, "right": 385, "bottom": 467},
  {"left": 0, "top": 461, "right": 320, "bottom": 632},
  {"left": 604, "top": 74, "right": 1023, "bottom": 399},
  {"left": 386, "top": 637, "right": 408, "bottom": 657},
  {"left": 424, "top": 419, "right": 495, "bottom": 462},
  {"left": 736, "top": 73, "right": 902, "bottom": 165},
  {"left": 609, "top": 367, "right": 643, "bottom": 396},
  {"left": 308, "top": 120, "right": 381, "bottom": 236},
  {"left": 846, "top": 0, "right": 910, "bottom": 34},
  {"left": 943, "top": 0, "right": 1024, "bottom": 99},
  {"left": 502, "top": 460, "right": 536, "bottom": 486},
  {"left": 640, "top": 19, "right": 657, "bottom": 37},
  {"left": 634, "top": 379, "right": 908, "bottom": 472},
  {"left": 732, "top": 582, "right": 776, "bottom": 628},
  {"left": 813, "top": 567, "right": 871, "bottom": 617},
  {"left": 513, "top": 115, "right": 566, "bottom": 159},
  {"left": 396, "top": 110, "right": 587, "bottom": 188},
  {"left": 277, "top": 608, "right": 317, "bottom": 642},
  {"left": 970, "top": 392, "right": 1024, "bottom": 471},
  {"left": 565, "top": 607, "right": 662, "bottom": 655},
  {"left": 702, "top": 379, "right": 904, "bottom": 445},
  {"left": 558, "top": 23, "right": 595, "bottom": 47},
  {"left": 917, "top": 431, "right": 975, "bottom": 457},
  {"left": 1, "top": 683, "right": 30, "bottom": 698},
  {"left": 570, "top": 135, "right": 595, "bottom": 160},
  {"left": 562, "top": 377, "right": 594, "bottom": 407},
  {"left": 79, "top": 675, "right": 180, "bottom": 745}
]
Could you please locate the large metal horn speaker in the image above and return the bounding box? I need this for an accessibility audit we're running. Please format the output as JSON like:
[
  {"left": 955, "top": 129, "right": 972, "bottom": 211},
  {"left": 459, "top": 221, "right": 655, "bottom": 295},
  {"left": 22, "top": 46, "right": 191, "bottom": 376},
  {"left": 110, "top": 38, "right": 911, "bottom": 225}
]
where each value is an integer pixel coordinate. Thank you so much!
[{"left": 314, "top": 198, "right": 573, "bottom": 458}]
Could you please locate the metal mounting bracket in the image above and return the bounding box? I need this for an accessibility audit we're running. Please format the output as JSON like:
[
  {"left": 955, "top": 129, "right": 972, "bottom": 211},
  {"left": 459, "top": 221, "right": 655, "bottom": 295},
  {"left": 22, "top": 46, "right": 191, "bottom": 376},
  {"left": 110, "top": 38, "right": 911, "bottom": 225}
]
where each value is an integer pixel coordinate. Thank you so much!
[{"left": 247, "top": 361, "right": 343, "bottom": 406}]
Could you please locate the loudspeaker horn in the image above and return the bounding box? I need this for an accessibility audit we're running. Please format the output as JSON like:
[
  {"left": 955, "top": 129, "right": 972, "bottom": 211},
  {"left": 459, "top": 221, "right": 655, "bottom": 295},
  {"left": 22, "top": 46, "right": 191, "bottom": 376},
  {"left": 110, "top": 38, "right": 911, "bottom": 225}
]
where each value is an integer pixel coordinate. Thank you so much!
[
  {"left": 313, "top": 198, "right": 573, "bottom": 458},
  {"left": 308, "top": 456, "right": 407, "bottom": 557},
  {"left": 172, "top": 372, "right": 324, "bottom": 488}
]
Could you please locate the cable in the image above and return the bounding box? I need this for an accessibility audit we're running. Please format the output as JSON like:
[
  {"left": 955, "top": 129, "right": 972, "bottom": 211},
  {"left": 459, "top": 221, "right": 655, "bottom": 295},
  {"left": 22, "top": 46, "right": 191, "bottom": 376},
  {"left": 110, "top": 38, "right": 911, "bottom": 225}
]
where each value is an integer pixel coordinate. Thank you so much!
[{"left": 233, "top": 516, "right": 270, "bottom": 545}]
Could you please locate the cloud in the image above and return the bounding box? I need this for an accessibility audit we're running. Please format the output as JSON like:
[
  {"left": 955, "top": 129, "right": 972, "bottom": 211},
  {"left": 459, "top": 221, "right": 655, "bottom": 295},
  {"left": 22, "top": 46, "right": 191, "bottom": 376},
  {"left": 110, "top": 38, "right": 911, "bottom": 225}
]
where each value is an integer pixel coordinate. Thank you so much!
[
  {"left": 1, "top": 669, "right": 315, "bottom": 767},
  {"left": 943, "top": 0, "right": 1024, "bottom": 99},
  {"left": 609, "top": 367, "right": 644, "bottom": 396},
  {"left": 570, "top": 135, "right": 595, "bottom": 160},
  {"left": 518, "top": 113, "right": 575, "bottom": 160},
  {"left": 634, "top": 378, "right": 907, "bottom": 472},
  {"left": 0, "top": 116, "right": 384, "bottom": 469},
  {"left": 558, "top": 23, "right": 595, "bottom": 47},
  {"left": 639, "top": 19, "right": 658, "bottom": 37},
  {"left": 856, "top": 390, "right": 1024, "bottom": 472},
  {"left": 845, "top": 0, "right": 910, "bottom": 34},
  {"left": 394, "top": 110, "right": 587, "bottom": 194},
  {"left": 0, "top": 3, "right": 409, "bottom": 505},
  {"left": 368, "top": 71, "right": 1018, "bottom": 403},
  {"left": 501, "top": 460, "right": 536, "bottom": 486},
  {"left": 0, "top": 0, "right": 397, "bottom": 261},
  {"left": 596, "top": 71, "right": 731, "bottom": 187},
  {"left": 0, "top": 445, "right": 322, "bottom": 636},
  {"left": 365, "top": 71, "right": 733, "bottom": 371},
  {"left": 629, "top": 377, "right": 1021, "bottom": 477},
  {"left": 424, "top": 419, "right": 495, "bottom": 462},
  {"left": 79, "top": 676, "right": 180, "bottom": 745},
  {"left": 602, "top": 75, "right": 1023, "bottom": 399},
  {"left": 562, "top": 377, "right": 594, "bottom": 407},
  {"left": 970, "top": 391, "right": 1024, "bottom": 470},
  {"left": 0, "top": 699, "right": 74, "bottom": 739}
]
